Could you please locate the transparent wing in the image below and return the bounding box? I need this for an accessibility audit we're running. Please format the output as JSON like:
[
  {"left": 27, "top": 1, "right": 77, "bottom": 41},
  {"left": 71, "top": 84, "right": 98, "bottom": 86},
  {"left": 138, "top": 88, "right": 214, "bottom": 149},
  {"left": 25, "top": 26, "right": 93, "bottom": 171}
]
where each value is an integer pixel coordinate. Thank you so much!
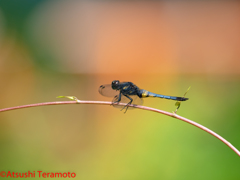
[
  {"left": 112, "top": 94, "right": 143, "bottom": 109},
  {"left": 98, "top": 84, "right": 119, "bottom": 97}
]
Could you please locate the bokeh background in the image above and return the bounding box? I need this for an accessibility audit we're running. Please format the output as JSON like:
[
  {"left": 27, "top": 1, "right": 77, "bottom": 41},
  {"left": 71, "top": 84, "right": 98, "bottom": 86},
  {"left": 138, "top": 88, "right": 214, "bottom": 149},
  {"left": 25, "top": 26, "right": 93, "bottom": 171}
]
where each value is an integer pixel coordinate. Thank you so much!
[{"left": 0, "top": 0, "right": 240, "bottom": 179}]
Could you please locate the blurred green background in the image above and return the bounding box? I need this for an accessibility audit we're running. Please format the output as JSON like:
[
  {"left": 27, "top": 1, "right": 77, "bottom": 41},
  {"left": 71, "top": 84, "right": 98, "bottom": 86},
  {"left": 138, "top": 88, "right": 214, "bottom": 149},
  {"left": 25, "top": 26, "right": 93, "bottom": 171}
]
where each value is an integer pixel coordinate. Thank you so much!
[{"left": 0, "top": 0, "right": 240, "bottom": 179}]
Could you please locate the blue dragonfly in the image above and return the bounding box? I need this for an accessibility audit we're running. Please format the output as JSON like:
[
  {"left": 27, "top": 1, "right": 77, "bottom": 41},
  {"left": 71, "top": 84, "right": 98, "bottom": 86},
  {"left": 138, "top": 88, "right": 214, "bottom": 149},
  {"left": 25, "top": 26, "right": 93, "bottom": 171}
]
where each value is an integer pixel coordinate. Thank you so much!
[{"left": 99, "top": 80, "right": 189, "bottom": 112}]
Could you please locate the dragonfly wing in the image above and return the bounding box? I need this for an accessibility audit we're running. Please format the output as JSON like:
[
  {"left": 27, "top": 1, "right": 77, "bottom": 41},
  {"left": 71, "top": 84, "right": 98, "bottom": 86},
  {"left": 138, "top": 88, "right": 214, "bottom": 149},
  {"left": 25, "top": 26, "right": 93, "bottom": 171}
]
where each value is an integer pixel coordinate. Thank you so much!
[
  {"left": 99, "top": 84, "right": 119, "bottom": 97},
  {"left": 131, "top": 95, "right": 143, "bottom": 106}
]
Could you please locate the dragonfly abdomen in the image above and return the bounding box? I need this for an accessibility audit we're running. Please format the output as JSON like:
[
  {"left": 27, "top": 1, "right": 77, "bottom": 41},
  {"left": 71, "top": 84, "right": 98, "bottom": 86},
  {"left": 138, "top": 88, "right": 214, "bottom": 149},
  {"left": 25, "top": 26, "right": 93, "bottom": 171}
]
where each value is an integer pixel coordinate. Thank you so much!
[{"left": 139, "top": 89, "right": 188, "bottom": 101}]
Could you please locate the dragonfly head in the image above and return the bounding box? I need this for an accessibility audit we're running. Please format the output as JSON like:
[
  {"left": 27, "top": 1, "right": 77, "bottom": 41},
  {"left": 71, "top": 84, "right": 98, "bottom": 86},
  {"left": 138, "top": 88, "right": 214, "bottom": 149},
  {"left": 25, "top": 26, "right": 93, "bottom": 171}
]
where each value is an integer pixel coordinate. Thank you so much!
[{"left": 112, "top": 80, "right": 120, "bottom": 90}]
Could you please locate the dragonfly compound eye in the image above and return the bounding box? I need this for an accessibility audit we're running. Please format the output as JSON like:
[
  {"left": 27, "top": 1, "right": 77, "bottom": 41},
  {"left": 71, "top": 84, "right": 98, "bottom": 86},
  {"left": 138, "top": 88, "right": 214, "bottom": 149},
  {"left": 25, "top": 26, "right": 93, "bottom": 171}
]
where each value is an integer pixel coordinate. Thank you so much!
[{"left": 112, "top": 80, "right": 120, "bottom": 89}]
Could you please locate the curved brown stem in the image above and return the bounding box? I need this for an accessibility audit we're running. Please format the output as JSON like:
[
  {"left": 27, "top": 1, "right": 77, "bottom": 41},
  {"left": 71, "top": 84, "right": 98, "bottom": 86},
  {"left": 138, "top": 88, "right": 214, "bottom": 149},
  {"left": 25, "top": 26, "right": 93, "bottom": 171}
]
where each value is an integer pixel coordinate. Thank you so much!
[{"left": 0, "top": 100, "right": 239, "bottom": 157}]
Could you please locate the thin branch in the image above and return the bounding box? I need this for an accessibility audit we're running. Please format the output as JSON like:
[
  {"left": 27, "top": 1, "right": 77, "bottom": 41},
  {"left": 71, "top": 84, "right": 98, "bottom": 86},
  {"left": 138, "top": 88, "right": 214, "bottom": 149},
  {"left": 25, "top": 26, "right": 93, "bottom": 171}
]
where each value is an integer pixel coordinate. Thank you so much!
[{"left": 0, "top": 100, "right": 239, "bottom": 157}]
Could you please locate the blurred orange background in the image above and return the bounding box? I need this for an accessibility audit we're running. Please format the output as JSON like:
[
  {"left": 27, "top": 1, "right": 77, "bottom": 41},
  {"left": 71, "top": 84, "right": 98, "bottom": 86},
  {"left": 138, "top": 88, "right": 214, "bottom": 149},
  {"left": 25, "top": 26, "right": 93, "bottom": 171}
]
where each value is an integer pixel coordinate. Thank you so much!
[{"left": 0, "top": 1, "right": 240, "bottom": 180}]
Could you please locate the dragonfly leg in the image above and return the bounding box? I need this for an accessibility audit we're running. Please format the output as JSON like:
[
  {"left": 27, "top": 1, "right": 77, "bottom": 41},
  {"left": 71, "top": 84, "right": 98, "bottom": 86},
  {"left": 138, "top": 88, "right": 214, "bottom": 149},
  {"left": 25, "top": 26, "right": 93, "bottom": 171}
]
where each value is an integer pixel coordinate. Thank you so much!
[
  {"left": 112, "top": 93, "right": 121, "bottom": 106},
  {"left": 121, "top": 95, "right": 133, "bottom": 113},
  {"left": 117, "top": 93, "right": 122, "bottom": 102}
]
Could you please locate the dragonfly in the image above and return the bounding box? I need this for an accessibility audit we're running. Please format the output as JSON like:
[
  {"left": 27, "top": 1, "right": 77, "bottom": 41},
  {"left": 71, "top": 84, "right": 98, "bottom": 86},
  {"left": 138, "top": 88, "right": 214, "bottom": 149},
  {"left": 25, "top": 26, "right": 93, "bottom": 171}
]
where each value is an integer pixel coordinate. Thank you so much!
[{"left": 99, "top": 80, "right": 189, "bottom": 113}]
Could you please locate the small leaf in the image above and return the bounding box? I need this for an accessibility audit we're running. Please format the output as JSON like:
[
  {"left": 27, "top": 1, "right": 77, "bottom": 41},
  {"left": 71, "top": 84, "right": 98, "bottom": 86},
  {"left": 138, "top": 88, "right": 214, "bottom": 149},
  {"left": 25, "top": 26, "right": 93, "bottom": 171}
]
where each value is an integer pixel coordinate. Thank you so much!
[
  {"left": 57, "top": 96, "right": 78, "bottom": 101},
  {"left": 174, "top": 86, "right": 191, "bottom": 114},
  {"left": 175, "top": 101, "right": 181, "bottom": 107},
  {"left": 183, "top": 86, "right": 191, "bottom": 97},
  {"left": 57, "top": 96, "right": 65, "bottom": 98}
]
